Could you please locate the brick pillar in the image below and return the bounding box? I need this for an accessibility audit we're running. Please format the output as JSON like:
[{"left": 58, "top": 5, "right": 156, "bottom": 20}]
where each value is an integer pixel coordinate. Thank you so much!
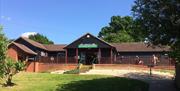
[{"left": 34, "top": 61, "right": 39, "bottom": 72}]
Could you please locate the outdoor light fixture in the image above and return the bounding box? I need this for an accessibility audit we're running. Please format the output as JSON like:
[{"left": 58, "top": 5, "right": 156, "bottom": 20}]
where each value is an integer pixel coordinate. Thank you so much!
[{"left": 87, "top": 35, "right": 90, "bottom": 38}]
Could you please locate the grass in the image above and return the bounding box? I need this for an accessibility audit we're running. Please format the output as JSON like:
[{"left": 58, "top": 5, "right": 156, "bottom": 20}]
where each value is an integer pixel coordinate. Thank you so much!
[
  {"left": 0, "top": 72, "right": 149, "bottom": 91},
  {"left": 158, "top": 69, "right": 175, "bottom": 75}
]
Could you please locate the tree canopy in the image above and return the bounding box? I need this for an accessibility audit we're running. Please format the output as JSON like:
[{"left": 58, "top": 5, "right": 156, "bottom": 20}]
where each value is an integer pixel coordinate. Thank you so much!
[
  {"left": 0, "top": 26, "right": 8, "bottom": 63},
  {"left": 29, "top": 33, "right": 54, "bottom": 44},
  {"left": 98, "top": 16, "right": 146, "bottom": 43},
  {"left": 132, "top": 0, "right": 180, "bottom": 62}
]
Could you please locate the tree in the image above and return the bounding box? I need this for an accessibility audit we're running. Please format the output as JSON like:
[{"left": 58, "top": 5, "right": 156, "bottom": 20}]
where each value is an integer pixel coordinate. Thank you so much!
[
  {"left": 0, "top": 26, "right": 25, "bottom": 86},
  {"left": 132, "top": 0, "right": 180, "bottom": 62},
  {"left": 98, "top": 16, "right": 146, "bottom": 43},
  {"left": 29, "top": 33, "right": 54, "bottom": 44},
  {"left": 4, "top": 58, "right": 25, "bottom": 86}
]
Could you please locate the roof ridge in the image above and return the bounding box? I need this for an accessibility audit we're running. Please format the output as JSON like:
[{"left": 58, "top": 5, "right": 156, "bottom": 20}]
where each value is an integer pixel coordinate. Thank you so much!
[
  {"left": 20, "top": 37, "right": 47, "bottom": 50},
  {"left": 64, "top": 33, "right": 115, "bottom": 48}
]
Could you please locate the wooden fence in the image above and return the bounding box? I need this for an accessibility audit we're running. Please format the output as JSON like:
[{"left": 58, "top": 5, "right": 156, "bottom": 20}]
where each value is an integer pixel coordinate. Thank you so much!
[
  {"left": 38, "top": 55, "right": 175, "bottom": 66},
  {"left": 115, "top": 56, "right": 174, "bottom": 66}
]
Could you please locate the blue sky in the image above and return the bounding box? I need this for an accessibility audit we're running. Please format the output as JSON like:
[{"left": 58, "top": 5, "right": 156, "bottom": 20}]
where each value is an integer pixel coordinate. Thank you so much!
[{"left": 0, "top": 0, "right": 135, "bottom": 44}]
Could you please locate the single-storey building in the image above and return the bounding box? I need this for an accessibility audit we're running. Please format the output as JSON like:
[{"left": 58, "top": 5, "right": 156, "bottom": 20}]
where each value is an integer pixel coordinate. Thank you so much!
[{"left": 7, "top": 33, "right": 173, "bottom": 72}]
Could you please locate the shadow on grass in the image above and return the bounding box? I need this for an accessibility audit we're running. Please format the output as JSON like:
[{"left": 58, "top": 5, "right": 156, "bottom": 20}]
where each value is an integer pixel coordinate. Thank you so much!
[
  {"left": 123, "top": 72, "right": 173, "bottom": 81},
  {"left": 56, "top": 77, "right": 149, "bottom": 91}
]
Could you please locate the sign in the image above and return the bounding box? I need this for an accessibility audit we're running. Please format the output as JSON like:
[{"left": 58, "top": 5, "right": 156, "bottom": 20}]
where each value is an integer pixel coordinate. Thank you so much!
[{"left": 78, "top": 43, "right": 98, "bottom": 48}]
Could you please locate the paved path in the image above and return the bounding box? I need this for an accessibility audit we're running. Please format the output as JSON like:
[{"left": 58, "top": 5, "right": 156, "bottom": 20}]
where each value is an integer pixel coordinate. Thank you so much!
[
  {"left": 81, "top": 69, "right": 177, "bottom": 91},
  {"left": 148, "top": 79, "right": 176, "bottom": 91},
  {"left": 123, "top": 72, "right": 177, "bottom": 91}
]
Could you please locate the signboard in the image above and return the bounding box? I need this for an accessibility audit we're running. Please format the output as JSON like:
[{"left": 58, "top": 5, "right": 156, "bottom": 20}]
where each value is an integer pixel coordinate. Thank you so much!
[{"left": 78, "top": 43, "right": 98, "bottom": 48}]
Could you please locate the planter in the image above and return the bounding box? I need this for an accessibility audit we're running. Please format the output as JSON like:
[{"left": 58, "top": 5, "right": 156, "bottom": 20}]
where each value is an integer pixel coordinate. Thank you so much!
[
  {"left": 92, "top": 64, "right": 95, "bottom": 69},
  {"left": 77, "top": 63, "right": 83, "bottom": 70}
]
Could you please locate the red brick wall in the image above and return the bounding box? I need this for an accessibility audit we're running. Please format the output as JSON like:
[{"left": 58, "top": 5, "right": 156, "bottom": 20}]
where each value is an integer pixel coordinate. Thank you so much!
[
  {"left": 25, "top": 61, "right": 77, "bottom": 72},
  {"left": 7, "top": 46, "right": 18, "bottom": 61},
  {"left": 26, "top": 61, "right": 35, "bottom": 72},
  {"left": 38, "top": 63, "right": 77, "bottom": 72}
]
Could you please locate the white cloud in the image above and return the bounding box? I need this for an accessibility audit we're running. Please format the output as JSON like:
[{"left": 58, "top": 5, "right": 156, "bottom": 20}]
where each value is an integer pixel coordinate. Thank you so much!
[
  {"left": 21, "top": 32, "right": 38, "bottom": 38},
  {"left": 1, "top": 16, "right": 5, "bottom": 19},
  {"left": 0, "top": 15, "right": 12, "bottom": 21},
  {"left": 7, "top": 17, "right": 11, "bottom": 21}
]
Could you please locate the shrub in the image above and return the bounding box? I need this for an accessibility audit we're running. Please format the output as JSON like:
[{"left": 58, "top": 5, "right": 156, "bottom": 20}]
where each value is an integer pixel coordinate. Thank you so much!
[
  {"left": 63, "top": 69, "right": 80, "bottom": 74},
  {"left": 0, "top": 58, "right": 25, "bottom": 86}
]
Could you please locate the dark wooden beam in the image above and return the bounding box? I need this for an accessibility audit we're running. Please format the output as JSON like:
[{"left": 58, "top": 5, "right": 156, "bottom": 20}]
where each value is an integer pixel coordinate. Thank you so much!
[
  {"left": 76, "top": 48, "right": 78, "bottom": 63},
  {"left": 110, "top": 48, "right": 113, "bottom": 64},
  {"left": 98, "top": 48, "right": 101, "bottom": 64},
  {"left": 65, "top": 49, "right": 68, "bottom": 64}
]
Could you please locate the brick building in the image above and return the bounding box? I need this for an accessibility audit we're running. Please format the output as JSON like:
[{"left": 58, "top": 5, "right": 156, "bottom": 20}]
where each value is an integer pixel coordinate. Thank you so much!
[{"left": 7, "top": 33, "right": 172, "bottom": 72}]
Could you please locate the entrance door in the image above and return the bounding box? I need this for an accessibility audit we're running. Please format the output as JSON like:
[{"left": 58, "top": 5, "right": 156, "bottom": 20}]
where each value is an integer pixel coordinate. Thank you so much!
[
  {"left": 85, "top": 51, "right": 97, "bottom": 65},
  {"left": 79, "top": 48, "right": 98, "bottom": 65}
]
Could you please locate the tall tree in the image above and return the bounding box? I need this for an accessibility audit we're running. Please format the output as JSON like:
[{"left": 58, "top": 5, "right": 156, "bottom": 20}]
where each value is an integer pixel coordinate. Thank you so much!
[
  {"left": 29, "top": 33, "right": 54, "bottom": 44},
  {"left": 132, "top": 0, "right": 180, "bottom": 62},
  {"left": 98, "top": 16, "right": 146, "bottom": 43}
]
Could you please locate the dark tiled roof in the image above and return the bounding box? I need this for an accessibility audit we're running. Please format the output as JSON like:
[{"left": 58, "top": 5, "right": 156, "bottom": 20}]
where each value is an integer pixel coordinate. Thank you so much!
[
  {"left": 10, "top": 42, "right": 37, "bottom": 55},
  {"left": 43, "top": 44, "right": 66, "bottom": 51},
  {"left": 64, "top": 33, "right": 115, "bottom": 48},
  {"left": 20, "top": 37, "right": 66, "bottom": 51},
  {"left": 20, "top": 37, "right": 47, "bottom": 50},
  {"left": 111, "top": 42, "right": 170, "bottom": 52},
  {"left": 13, "top": 36, "right": 170, "bottom": 53}
]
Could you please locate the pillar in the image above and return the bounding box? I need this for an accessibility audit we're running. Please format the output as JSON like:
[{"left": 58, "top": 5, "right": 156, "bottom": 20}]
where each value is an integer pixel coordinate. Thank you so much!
[
  {"left": 34, "top": 61, "right": 39, "bottom": 72},
  {"left": 98, "top": 48, "right": 101, "bottom": 64},
  {"left": 76, "top": 48, "right": 78, "bottom": 63},
  {"left": 65, "top": 49, "right": 68, "bottom": 64},
  {"left": 110, "top": 48, "right": 113, "bottom": 64}
]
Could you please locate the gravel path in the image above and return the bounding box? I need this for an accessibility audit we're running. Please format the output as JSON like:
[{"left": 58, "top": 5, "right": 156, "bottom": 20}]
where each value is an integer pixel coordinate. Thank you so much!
[{"left": 81, "top": 69, "right": 177, "bottom": 91}]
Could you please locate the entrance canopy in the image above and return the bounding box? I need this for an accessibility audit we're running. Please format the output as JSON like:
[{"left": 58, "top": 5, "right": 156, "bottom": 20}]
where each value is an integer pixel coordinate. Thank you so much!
[{"left": 64, "top": 33, "right": 115, "bottom": 49}]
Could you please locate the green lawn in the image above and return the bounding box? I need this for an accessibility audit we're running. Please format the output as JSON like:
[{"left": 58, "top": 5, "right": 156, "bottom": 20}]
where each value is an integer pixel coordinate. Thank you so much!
[{"left": 0, "top": 72, "right": 149, "bottom": 91}]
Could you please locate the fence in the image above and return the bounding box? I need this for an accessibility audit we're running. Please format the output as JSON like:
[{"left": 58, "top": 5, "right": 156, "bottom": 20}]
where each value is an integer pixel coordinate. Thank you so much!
[
  {"left": 39, "top": 56, "right": 66, "bottom": 64},
  {"left": 26, "top": 56, "right": 175, "bottom": 72},
  {"left": 115, "top": 56, "right": 174, "bottom": 66}
]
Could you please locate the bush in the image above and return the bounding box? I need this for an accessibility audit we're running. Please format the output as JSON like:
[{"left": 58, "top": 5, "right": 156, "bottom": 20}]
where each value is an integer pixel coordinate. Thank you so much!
[
  {"left": 0, "top": 58, "right": 25, "bottom": 86},
  {"left": 64, "top": 65, "right": 92, "bottom": 74},
  {"left": 63, "top": 69, "right": 80, "bottom": 74}
]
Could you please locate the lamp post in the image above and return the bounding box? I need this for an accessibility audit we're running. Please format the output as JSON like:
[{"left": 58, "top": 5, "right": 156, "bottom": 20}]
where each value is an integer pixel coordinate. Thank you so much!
[{"left": 147, "top": 64, "right": 154, "bottom": 76}]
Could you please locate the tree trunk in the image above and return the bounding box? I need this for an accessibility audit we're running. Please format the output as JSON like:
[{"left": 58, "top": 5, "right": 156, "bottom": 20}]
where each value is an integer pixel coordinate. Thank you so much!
[{"left": 6, "top": 74, "right": 13, "bottom": 86}]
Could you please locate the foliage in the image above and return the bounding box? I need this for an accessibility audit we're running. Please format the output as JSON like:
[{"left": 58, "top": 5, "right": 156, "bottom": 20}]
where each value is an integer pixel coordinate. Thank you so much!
[
  {"left": 98, "top": 16, "right": 146, "bottom": 43},
  {"left": 0, "top": 25, "right": 8, "bottom": 78},
  {"left": 0, "top": 73, "right": 149, "bottom": 91},
  {"left": 29, "top": 33, "right": 54, "bottom": 44},
  {"left": 64, "top": 65, "right": 92, "bottom": 74},
  {"left": 0, "top": 26, "right": 8, "bottom": 63},
  {"left": 132, "top": 0, "right": 180, "bottom": 62},
  {"left": 63, "top": 69, "right": 80, "bottom": 74},
  {"left": 0, "top": 26, "right": 25, "bottom": 86},
  {"left": 3, "top": 58, "right": 25, "bottom": 86}
]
